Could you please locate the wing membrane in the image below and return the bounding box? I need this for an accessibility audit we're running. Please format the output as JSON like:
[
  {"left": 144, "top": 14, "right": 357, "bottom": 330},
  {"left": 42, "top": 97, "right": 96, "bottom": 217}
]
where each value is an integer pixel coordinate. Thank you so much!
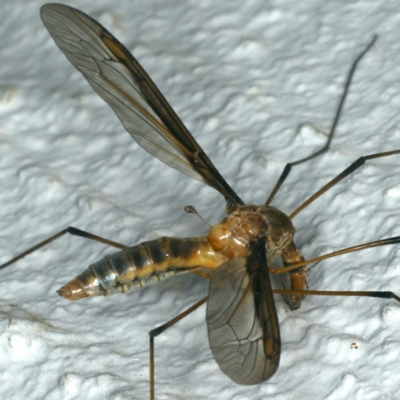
[
  {"left": 207, "top": 239, "right": 280, "bottom": 384},
  {"left": 40, "top": 4, "right": 243, "bottom": 205}
]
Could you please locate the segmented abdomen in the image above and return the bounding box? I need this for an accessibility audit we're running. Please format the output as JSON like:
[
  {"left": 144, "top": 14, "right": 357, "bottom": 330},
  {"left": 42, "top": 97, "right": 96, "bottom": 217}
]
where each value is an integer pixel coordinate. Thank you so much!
[{"left": 58, "top": 236, "right": 228, "bottom": 300}]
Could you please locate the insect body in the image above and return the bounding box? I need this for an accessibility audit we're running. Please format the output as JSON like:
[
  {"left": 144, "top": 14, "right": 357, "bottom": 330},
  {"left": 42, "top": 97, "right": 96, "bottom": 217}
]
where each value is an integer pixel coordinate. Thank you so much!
[
  {"left": 2, "top": 3, "right": 400, "bottom": 399},
  {"left": 37, "top": 3, "right": 303, "bottom": 387},
  {"left": 59, "top": 205, "right": 304, "bottom": 304}
]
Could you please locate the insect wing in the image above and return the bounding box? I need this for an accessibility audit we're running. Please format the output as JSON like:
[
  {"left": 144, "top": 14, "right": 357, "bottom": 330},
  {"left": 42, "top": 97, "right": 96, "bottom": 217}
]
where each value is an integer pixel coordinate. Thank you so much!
[
  {"left": 206, "top": 241, "right": 280, "bottom": 384},
  {"left": 40, "top": 4, "right": 242, "bottom": 205}
]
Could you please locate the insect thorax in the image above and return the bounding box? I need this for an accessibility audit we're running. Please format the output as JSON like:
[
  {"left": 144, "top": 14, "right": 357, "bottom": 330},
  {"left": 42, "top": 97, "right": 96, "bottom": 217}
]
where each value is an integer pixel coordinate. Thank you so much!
[{"left": 207, "top": 205, "right": 299, "bottom": 263}]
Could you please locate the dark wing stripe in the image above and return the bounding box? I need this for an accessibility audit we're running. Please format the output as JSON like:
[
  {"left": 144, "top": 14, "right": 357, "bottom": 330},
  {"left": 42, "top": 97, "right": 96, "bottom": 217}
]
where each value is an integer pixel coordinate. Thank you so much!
[
  {"left": 40, "top": 4, "right": 243, "bottom": 204},
  {"left": 80, "top": 69, "right": 204, "bottom": 181},
  {"left": 206, "top": 243, "right": 280, "bottom": 385}
]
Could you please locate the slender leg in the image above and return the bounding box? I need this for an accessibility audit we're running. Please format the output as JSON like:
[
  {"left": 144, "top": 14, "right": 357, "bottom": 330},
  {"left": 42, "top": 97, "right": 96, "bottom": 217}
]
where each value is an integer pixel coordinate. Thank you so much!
[
  {"left": 274, "top": 289, "right": 400, "bottom": 302},
  {"left": 0, "top": 226, "right": 127, "bottom": 270},
  {"left": 148, "top": 283, "right": 400, "bottom": 399},
  {"left": 265, "top": 35, "right": 377, "bottom": 205},
  {"left": 149, "top": 296, "right": 207, "bottom": 400},
  {"left": 289, "top": 149, "right": 400, "bottom": 218},
  {"left": 270, "top": 235, "right": 400, "bottom": 275}
]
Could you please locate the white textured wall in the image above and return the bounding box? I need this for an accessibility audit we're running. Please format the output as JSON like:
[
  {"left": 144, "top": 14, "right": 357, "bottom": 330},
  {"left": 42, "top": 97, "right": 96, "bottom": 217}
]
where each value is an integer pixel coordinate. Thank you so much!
[{"left": 0, "top": 1, "right": 399, "bottom": 399}]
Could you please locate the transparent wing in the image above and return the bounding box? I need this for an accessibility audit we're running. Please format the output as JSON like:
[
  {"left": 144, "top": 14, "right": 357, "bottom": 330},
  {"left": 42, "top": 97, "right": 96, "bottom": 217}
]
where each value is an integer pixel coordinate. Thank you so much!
[
  {"left": 207, "top": 240, "right": 280, "bottom": 384},
  {"left": 40, "top": 4, "right": 242, "bottom": 205}
]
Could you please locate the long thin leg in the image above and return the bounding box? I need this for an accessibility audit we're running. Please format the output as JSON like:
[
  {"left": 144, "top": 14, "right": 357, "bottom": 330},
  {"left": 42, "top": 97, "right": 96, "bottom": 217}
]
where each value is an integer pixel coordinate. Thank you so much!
[
  {"left": 270, "top": 235, "right": 400, "bottom": 275},
  {"left": 289, "top": 149, "right": 400, "bottom": 218},
  {"left": 274, "top": 289, "right": 400, "bottom": 302},
  {"left": 149, "top": 296, "right": 207, "bottom": 400},
  {"left": 148, "top": 283, "right": 400, "bottom": 399},
  {"left": 265, "top": 35, "right": 377, "bottom": 206},
  {"left": 0, "top": 226, "right": 127, "bottom": 270}
]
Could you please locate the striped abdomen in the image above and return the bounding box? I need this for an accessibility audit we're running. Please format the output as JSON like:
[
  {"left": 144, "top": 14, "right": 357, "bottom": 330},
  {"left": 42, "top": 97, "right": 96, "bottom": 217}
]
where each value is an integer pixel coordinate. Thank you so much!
[{"left": 58, "top": 236, "right": 228, "bottom": 300}]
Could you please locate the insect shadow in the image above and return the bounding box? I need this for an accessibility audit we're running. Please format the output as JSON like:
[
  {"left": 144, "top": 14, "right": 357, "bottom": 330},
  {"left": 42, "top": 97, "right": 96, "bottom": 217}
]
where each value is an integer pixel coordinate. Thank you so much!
[{"left": 2, "top": 4, "right": 400, "bottom": 399}]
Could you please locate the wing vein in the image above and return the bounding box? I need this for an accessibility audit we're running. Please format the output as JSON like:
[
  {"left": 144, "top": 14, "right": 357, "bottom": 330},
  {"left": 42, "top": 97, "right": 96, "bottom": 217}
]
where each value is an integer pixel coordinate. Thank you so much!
[{"left": 41, "top": 3, "right": 243, "bottom": 204}]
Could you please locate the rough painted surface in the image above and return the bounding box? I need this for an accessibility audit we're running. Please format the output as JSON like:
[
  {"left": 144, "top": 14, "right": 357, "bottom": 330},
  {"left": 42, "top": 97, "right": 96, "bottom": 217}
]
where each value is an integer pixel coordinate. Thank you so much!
[{"left": 0, "top": 1, "right": 399, "bottom": 399}]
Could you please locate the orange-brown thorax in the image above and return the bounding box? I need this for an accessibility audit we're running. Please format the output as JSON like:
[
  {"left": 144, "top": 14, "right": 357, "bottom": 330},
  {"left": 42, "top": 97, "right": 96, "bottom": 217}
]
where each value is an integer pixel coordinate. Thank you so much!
[
  {"left": 208, "top": 204, "right": 306, "bottom": 309},
  {"left": 208, "top": 204, "right": 300, "bottom": 263}
]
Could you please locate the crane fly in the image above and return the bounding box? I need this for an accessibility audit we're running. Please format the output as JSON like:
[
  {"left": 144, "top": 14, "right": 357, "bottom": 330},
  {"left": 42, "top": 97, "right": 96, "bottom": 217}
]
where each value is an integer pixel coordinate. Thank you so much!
[{"left": 2, "top": 3, "right": 400, "bottom": 399}]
